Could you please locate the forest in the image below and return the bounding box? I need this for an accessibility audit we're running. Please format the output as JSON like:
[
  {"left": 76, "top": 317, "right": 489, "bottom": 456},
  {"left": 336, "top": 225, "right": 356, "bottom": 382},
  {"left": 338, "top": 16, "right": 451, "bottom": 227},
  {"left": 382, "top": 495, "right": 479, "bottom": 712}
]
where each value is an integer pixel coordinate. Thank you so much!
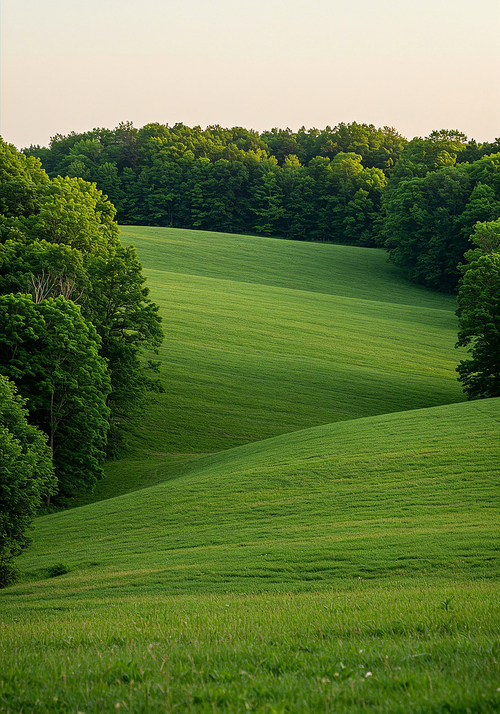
[
  {"left": 0, "top": 139, "right": 164, "bottom": 582},
  {"left": 26, "top": 121, "right": 500, "bottom": 291}
]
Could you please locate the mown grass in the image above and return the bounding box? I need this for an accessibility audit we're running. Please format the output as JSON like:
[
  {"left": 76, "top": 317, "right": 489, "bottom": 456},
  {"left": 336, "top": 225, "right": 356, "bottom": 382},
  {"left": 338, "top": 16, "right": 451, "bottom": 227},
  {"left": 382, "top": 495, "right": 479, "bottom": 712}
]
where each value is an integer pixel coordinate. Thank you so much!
[
  {"left": 105, "top": 227, "right": 465, "bottom": 467},
  {"left": 2, "top": 228, "right": 498, "bottom": 712},
  {"left": 10, "top": 398, "right": 500, "bottom": 597},
  {"left": 1, "top": 585, "right": 499, "bottom": 713}
]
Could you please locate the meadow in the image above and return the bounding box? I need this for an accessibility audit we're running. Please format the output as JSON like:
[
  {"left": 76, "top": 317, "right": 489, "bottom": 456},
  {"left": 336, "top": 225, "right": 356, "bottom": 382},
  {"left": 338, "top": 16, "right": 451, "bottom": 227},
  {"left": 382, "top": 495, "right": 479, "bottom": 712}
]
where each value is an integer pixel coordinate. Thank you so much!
[
  {"left": 1, "top": 227, "right": 498, "bottom": 712},
  {"left": 91, "top": 227, "right": 465, "bottom": 500}
]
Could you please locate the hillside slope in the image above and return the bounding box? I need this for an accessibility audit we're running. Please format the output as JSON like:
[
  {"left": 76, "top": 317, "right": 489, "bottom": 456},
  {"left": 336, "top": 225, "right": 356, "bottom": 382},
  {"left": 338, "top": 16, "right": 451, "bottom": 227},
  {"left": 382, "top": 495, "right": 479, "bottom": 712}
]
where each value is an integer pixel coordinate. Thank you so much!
[
  {"left": 10, "top": 398, "right": 499, "bottom": 600},
  {"left": 112, "top": 227, "right": 465, "bottom": 467}
]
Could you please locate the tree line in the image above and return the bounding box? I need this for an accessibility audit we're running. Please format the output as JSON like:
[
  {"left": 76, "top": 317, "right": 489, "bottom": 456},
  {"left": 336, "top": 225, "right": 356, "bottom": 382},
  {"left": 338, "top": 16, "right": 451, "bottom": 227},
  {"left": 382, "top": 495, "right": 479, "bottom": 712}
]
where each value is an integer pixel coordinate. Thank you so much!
[
  {"left": 25, "top": 122, "right": 500, "bottom": 292},
  {"left": 0, "top": 139, "right": 163, "bottom": 585}
]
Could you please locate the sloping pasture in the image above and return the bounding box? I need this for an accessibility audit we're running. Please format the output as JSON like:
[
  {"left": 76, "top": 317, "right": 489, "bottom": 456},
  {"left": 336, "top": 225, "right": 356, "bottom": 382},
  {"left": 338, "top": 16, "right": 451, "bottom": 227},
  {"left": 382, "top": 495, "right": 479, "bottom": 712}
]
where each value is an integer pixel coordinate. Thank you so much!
[
  {"left": 97, "top": 227, "right": 466, "bottom": 497},
  {"left": 11, "top": 398, "right": 499, "bottom": 597}
]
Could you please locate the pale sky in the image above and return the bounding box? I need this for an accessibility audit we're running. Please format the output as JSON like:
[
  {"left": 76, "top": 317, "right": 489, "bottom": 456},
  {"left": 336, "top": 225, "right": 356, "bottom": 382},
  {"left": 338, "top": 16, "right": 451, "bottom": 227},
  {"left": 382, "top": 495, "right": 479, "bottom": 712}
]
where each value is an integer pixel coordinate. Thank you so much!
[{"left": 1, "top": 0, "right": 499, "bottom": 149}]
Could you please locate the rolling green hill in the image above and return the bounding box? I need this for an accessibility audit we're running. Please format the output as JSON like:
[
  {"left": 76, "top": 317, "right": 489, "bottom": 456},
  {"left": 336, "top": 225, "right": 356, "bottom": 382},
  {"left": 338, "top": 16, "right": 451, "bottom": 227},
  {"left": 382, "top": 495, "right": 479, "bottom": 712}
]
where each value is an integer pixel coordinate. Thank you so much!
[
  {"left": 100, "top": 227, "right": 466, "bottom": 489},
  {"left": 11, "top": 397, "right": 499, "bottom": 598},
  {"left": 2, "top": 228, "right": 499, "bottom": 713}
]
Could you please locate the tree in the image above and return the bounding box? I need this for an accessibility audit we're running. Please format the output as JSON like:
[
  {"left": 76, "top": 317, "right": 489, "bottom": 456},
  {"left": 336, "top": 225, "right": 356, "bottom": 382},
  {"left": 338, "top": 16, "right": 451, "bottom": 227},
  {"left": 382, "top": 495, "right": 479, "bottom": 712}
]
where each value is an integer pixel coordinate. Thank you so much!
[
  {"left": 0, "top": 294, "right": 111, "bottom": 499},
  {"left": 82, "top": 245, "right": 164, "bottom": 451},
  {"left": 456, "top": 220, "right": 500, "bottom": 399},
  {"left": 22, "top": 176, "right": 119, "bottom": 254},
  {"left": 0, "top": 374, "right": 56, "bottom": 586},
  {"left": 0, "top": 238, "right": 89, "bottom": 300},
  {"left": 0, "top": 137, "right": 165, "bottom": 476},
  {"left": 383, "top": 165, "right": 474, "bottom": 291}
]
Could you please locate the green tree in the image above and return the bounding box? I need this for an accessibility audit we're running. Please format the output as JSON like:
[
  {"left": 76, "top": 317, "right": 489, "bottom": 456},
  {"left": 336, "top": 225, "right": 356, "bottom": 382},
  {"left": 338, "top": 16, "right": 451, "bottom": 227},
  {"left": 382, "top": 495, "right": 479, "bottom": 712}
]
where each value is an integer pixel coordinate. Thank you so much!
[
  {"left": 389, "top": 129, "right": 468, "bottom": 186},
  {"left": 0, "top": 239, "right": 89, "bottom": 300},
  {"left": 0, "top": 374, "right": 56, "bottom": 586},
  {"left": 383, "top": 165, "right": 472, "bottom": 291},
  {"left": 0, "top": 294, "right": 111, "bottom": 500},
  {"left": 0, "top": 137, "right": 165, "bottom": 465},
  {"left": 82, "top": 245, "right": 164, "bottom": 451},
  {"left": 456, "top": 220, "right": 500, "bottom": 398},
  {"left": 22, "top": 176, "right": 119, "bottom": 254}
]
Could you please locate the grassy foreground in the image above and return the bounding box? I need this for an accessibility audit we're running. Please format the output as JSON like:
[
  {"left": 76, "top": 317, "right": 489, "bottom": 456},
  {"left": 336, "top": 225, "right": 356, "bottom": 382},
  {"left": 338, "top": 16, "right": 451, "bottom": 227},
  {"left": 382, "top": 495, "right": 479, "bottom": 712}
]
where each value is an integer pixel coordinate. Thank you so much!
[
  {"left": 1, "top": 585, "right": 499, "bottom": 713},
  {"left": 2, "top": 397, "right": 498, "bottom": 710}
]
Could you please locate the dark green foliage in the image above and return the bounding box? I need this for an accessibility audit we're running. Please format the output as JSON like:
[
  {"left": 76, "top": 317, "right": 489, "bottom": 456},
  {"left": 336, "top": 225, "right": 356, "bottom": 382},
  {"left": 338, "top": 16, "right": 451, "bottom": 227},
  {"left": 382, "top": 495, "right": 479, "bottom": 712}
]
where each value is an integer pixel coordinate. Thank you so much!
[
  {"left": 25, "top": 122, "right": 499, "bottom": 281},
  {"left": 0, "top": 137, "right": 165, "bottom": 485},
  {"left": 0, "top": 294, "right": 111, "bottom": 498},
  {"left": 382, "top": 150, "right": 500, "bottom": 291},
  {"left": 456, "top": 220, "right": 500, "bottom": 398},
  {"left": 23, "top": 121, "right": 404, "bottom": 247},
  {"left": 82, "top": 245, "right": 164, "bottom": 444},
  {"left": 383, "top": 166, "right": 472, "bottom": 291},
  {"left": 0, "top": 375, "right": 55, "bottom": 586},
  {"left": 23, "top": 121, "right": 499, "bottom": 273}
]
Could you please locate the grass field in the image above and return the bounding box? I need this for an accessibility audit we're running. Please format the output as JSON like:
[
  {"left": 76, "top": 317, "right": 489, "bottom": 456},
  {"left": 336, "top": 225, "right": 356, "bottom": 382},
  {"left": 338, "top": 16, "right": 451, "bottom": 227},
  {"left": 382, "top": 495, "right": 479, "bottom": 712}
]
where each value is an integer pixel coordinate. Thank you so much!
[
  {"left": 1, "top": 586, "right": 499, "bottom": 713},
  {"left": 101, "top": 227, "right": 465, "bottom": 486},
  {"left": 1, "top": 227, "right": 498, "bottom": 712}
]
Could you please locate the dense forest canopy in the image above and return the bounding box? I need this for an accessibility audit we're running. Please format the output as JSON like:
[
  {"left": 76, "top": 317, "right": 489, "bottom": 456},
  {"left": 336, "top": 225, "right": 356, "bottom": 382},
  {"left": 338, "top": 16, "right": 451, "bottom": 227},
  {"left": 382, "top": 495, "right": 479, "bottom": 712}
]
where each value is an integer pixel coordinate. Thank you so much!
[
  {"left": 25, "top": 122, "right": 500, "bottom": 292},
  {"left": 0, "top": 138, "right": 164, "bottom": 499}
]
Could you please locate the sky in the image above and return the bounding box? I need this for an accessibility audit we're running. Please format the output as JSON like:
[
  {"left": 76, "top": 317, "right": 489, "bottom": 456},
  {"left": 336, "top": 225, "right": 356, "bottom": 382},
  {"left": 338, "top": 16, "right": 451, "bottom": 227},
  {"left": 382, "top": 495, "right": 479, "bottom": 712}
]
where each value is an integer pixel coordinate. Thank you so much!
[{"left": 1, "top": 0, "right": 499, "bottom": 149}]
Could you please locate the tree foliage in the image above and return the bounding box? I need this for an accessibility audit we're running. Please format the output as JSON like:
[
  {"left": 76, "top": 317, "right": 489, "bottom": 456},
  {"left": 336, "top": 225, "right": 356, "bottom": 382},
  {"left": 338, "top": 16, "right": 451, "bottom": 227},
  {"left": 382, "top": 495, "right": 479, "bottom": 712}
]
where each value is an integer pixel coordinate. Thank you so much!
[
  {"left": 83, "top": 245, "right": 164, "bottom": 444},
  {"left": 456, "top": 220, "right": 500, "bottom": 399},
  {"left": 24, "top": 121, "right": 403, "bottom": 247},
  {"left": 0, "top": 374, "right": 55, "bottom": 585},
  {"left": 0, "top": 294, "right": 111, "bottom": 498},
  {"left": 0, "top": 136, "right": 164, "bottom": 507},
  {"left": 382, "top": 150, "right": 500, "bottom": 291}
]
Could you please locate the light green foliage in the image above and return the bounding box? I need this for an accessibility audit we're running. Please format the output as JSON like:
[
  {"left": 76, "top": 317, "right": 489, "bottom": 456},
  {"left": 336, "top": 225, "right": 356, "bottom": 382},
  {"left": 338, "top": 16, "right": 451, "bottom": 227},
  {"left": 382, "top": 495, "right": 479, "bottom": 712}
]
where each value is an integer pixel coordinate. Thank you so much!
[
  {"left": 0, "top": 375, "right": 55, "bottom": 585},
  {"left": 456, "top": 220, "right": 500, "bottom": 398},
  {"left": 23, "top": 175, "right": 119, "bottom": 253},
  {"left": 0, "top": 139, "right": 48, "bottom": 186}
]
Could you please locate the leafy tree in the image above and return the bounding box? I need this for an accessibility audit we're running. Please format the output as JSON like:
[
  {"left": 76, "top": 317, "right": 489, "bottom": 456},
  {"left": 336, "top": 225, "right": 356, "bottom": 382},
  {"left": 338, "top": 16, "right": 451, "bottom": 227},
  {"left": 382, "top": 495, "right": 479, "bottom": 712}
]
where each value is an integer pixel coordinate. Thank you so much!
[
  {"left": 260, "top": 128, "right": 299, "bottom": 165},
  {"left": 0, "top": 140, "right": 48, "bottom": 186},
  {"left": 389, "top": 130, "right": 468, "bottom": 186},
  {"left": 0, "top": 136, "right": 165, "bottom": 485},
  {"left": 382, "top": 151, "right": 500, "bottom": 291},
  {"left": 456, "top": 220, "right": 500, "bottom": 398},
  {"left": 0, "top": 374, "right": 56, "bottom": 586},
  {"left": 250, "top": 159, "right": 285, "bottom": 236},
  {"left": 0, "top": 239, "right": 88, "bottom": 300},
  {"left": 22, "top": 121, "right": 404, "bottom": 242},
  {"left": 82, "top": 245, "right": 164, "bottom": 449},
  {"left": 23, "top": 176, "right": 119, "bottom": 254},
  {"left": 0, "top": 294, "right": 111, "bottom": 500}
]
